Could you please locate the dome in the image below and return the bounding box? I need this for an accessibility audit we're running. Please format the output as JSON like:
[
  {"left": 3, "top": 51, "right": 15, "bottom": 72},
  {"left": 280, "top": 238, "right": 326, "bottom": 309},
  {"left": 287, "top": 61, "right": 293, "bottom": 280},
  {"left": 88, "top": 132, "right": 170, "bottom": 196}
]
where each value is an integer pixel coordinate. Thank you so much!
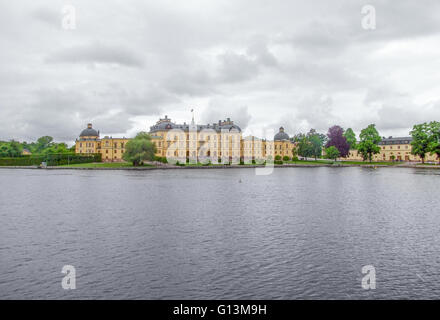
[
  {"left": 80, "top": 123, "right": 99, "bottom": 137},
  {"left": 274, "top": 127, "right": 289, "bottom": 141}
]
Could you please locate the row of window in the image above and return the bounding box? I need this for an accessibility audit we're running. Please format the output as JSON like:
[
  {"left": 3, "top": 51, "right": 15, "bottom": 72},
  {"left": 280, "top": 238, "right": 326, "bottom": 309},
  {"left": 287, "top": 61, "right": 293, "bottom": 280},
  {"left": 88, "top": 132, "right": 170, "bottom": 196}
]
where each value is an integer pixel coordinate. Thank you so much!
[
  {"left": 162, "top": 134, "right": 241, "bottom": 141},
  {"left": 79, "top": 142, "right": 125, "bottom": 148},
  {"left": 382, "top": 145, "right": 409, "bottom": 150}
]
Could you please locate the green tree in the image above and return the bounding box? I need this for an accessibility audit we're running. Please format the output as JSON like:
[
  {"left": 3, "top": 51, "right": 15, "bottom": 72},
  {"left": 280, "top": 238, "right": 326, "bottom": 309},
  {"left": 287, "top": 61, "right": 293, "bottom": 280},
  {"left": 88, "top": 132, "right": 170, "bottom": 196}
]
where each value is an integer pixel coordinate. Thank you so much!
[
  {"left": 357, "top": 124, "right": 381, "bottom": 162},
  {"left": 35, "top": 136, "right": 54, "bottom": 153},
  {"left": 296, "top": 134, "right": 313, "bottom": 158},
  {"left": 41, "top": 142, "right": 70, "bottom": 155},
  {"left": 0, "top": 143, "right": 12, "bottom": 157},
  {"left": 344, "top": 128, "right": 357, "bottom": 150},
  {"left": 428, "top": 121, "right": 440, "bottom": 164},
  {"left": 295, "top": 130, "right": 324, "bottom": 160},
  {"left": 309, "top": 134, "right": 323, "bottom": 160},
  {"left": 291, "top": 146, "right": 298, "bottom": 159},
  {"left": 0, "top": 140, "right": 23, "bottom": 157},
  {"left": 122, "top": 132, "right": 156, "bottom": 166},
  {"left": 410, "top": 123, "right": 431, "bottom": 164},
  {"left": 325, "top": 146, "right": 340, "bottom": 161}
]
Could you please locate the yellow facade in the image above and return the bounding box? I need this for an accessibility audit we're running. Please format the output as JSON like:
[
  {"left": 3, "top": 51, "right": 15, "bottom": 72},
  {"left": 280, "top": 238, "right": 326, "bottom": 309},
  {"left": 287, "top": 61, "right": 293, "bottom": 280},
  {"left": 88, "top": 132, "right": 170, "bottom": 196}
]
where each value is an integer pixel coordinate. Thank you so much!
[
  {"left": 344, "top": 137, "right": 439, "bottom": 162},
  {"left": 148, "top": 116, "right": 296, "bottom": 162},
  {"left": 75, "top": 119, "right": 296, "bottom": 163},
  {"left": 75, "top": 123, "right": 129, "bottom": 162}
]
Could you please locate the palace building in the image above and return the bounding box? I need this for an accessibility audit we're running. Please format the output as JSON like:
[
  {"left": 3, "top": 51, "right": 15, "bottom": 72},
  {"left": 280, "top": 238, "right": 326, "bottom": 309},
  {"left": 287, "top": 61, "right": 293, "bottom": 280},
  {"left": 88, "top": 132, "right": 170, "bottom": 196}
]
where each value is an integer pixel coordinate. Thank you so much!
[
  {"left": 75, "top": 123, "right": 130, "bottom": 162},
  {"left": 76, "top": 121, "right": 439, "bottom": 163},
  {"left": 75, "top": 116, "right": 296, "bottom": 163},
  {"left": 345, "top": 136, "right": 439, "bottom": 162}
]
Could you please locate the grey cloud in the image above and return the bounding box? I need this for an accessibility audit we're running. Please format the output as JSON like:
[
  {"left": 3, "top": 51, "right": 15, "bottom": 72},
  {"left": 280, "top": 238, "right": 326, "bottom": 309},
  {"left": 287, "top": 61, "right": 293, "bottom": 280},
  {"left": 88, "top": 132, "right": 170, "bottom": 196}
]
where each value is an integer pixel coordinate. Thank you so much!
[
  {"left": 1, "top": 0, "right": 440, "bottom": 142},
  {"left": 201, "top": 101, "right": 252, "bottom": 130},
  {"left": 247, "top": 37, "right": 278, "bottom": 67},
  {"left": 46, "top": 42, "right": 144, "bottom": 67},
  {"left": 217, "top": 52, "right": 259, "bottom": 83},
  {"left": 31, "top": 7, "right": 59, "bottom": 27}
]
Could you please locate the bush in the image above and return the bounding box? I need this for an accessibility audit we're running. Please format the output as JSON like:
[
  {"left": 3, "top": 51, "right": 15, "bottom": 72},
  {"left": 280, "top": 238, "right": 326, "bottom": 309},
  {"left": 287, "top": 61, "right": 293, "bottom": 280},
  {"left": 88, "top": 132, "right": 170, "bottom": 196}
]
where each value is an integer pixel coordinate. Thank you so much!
[
  {"left": 154, "top": 156, "right": 168, "bottom": 164},
  {"left": 292, "top": 156, "right": 299, "bottom": 161},
  {"left": 283, "top": 156, "right": 290, "bottom": 161},
  {"left": 0, "top": 153, "right": 101, "bottom": 166},
  {"left": 274, "top": 160, "right": 283, "bottom": 165},
  {"left": 275, "top": 155, "right": 282, "bottom": 161}
]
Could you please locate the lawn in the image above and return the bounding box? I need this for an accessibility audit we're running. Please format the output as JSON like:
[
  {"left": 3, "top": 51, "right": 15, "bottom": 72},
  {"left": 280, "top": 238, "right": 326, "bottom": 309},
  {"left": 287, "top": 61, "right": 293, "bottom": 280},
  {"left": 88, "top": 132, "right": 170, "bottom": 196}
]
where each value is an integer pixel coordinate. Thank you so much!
[
  {"left": 282, "top": 159, "right": 400, "bottom": 166},
  {"left": 58, "top": 162, "right": 152, "bottom": 168},
  {"left": 57, "top": 160, "right": 403, "bottom": 168},
  {"left": 336, "top": 161, "right": 398, "bottom": 166}
]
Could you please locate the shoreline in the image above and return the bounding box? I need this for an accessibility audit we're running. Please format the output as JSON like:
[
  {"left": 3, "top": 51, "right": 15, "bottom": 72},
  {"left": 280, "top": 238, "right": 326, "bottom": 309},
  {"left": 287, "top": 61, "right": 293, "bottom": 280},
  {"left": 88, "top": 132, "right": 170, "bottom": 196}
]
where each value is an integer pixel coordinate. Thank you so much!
[{"left": 1, "top": 163, "right": 439, "bottom": 170}]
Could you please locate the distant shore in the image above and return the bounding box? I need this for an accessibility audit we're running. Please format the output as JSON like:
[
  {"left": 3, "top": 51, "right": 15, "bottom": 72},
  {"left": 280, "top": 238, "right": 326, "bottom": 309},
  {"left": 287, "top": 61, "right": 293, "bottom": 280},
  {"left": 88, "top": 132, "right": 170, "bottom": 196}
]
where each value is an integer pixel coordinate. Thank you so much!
[{"left": 1, "top": 163, "right": 439, "bottom": 170}]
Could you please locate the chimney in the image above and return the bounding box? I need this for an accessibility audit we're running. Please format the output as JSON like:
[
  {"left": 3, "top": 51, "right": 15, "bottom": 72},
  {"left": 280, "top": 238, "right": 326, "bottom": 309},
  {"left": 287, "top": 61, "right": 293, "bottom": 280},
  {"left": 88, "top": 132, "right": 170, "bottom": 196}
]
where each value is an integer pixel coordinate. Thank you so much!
[{"left": 87, "top": 123, "right": 92, "bottom": 129}]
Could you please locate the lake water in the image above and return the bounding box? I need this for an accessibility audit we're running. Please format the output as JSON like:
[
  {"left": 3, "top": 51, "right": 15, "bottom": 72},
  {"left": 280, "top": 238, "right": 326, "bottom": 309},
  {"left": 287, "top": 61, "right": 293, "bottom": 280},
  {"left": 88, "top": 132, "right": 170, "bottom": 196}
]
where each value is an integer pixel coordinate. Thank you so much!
[{"left": 0, "top": 167, "right": 439, "bottom": 299}]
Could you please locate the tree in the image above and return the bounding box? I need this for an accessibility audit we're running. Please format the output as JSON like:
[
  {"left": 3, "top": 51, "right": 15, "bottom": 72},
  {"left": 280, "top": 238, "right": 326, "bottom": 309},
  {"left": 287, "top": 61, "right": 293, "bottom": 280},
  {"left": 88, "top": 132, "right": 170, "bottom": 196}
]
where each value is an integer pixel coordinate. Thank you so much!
[
  {"left": 296, "top": 134, "right": 313, "bottom": 159},
  {"left": 325, "top": 146, "right": 340, "bottom": 161},
  {"left": 326, "top": 125, "right": 350, "bottom": 157},
  {"left": 309, "top": 134, "right": 323, "bottom": 160},
  {"left": 35, "top": 136, "right": 54, "bottom": 153},
  {"left": 122, "top": 132, "right": 156, "bottom": 166},
  {"left": 344, "top": 128, "right": 357, "bottom": 150},
  {"left": 410, "top": 123, "right": 431, "bottom": 164},
  {"left": 0, "top": 140, "right": 23, "bottom": 157},
  {"left": 357, "top": 124, "right": 381, "bottom": 162},
  {"left": 291, "top": 146, "right": 298, "bottom": 159},
  {"left": 41, "top": 142, "right": 70, "bottom": 155},
  {"left": 428, "top": 121, "right": 440, "bottom": 164},
  {"left": 295, "top": 130, "right": 325, "bottom": 160}
]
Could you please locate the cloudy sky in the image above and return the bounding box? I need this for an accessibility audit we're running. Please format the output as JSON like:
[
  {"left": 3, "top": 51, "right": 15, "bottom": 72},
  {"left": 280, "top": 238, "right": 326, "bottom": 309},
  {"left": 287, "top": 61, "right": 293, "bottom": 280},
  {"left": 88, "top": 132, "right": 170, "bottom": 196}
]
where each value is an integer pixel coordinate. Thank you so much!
[{"left": 1, "top": 0, "right": 440, "bottom": 144}]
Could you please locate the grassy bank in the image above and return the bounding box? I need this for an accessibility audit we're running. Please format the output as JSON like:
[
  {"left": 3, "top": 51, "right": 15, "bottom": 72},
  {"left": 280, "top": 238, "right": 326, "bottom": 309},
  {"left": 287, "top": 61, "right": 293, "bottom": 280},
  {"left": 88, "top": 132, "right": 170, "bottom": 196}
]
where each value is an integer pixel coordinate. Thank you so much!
[
  {"left": 58, "top": 162, "right": 152, "bottom": 168},
  {"left": 19, "top": 159, "right": 440, "bottom": 169}
]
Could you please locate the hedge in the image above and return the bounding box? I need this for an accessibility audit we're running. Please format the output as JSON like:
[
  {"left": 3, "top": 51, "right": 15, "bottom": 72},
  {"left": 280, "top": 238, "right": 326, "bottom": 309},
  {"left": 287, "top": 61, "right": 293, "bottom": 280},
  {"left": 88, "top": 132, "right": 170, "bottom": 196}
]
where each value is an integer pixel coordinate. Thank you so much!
[{"left": 0, "top": 153, "right": 101, "bottom": 166}]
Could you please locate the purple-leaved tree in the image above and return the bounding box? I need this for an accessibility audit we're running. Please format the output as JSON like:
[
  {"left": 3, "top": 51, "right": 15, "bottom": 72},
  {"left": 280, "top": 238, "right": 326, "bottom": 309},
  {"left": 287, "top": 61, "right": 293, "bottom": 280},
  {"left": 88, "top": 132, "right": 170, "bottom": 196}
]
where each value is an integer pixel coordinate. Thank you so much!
[{"left": 326, "top": 125, "right": 350, "bottom": 158}]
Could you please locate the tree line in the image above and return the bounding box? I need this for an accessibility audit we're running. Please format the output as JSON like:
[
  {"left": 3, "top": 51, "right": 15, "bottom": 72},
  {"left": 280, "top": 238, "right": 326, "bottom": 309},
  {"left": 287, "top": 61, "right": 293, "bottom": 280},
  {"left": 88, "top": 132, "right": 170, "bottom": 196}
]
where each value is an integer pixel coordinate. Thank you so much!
[
  {"left": 0, "top": 136, "right": 74, "bottom": 157},
  {"left": 2, "top": 121, "right": 439, "bottom": 165},
  {"left": 292, "top": 121, "right": 440, "bottom": 163}
]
